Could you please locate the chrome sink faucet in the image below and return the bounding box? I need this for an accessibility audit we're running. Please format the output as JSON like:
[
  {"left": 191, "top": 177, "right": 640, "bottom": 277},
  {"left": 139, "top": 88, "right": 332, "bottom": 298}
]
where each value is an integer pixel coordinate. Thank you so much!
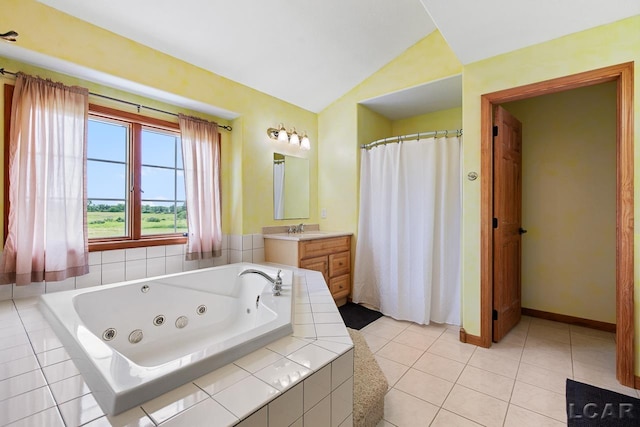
[
  {"left": 287, "top": 223, "right": 304, "bottom": 233},
  {"left": 239, "top": 269, "right": 283, "bottom": 295}
]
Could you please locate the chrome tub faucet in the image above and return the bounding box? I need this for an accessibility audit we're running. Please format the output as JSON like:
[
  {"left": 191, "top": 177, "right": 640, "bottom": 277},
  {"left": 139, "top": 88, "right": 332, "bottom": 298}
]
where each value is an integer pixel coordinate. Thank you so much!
[{"left": 239, "top": 269, "right": 283, "bottom": 295}]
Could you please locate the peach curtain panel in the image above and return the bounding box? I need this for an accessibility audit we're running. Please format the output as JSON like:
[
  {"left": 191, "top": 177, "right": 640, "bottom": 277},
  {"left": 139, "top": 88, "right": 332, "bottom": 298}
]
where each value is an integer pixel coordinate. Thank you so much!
[
  {"left": 179, "top": 114, "right": 222, "bottom": 260},
  {"left": 1, "top": 73, "right": 89, "bottom": 285}
]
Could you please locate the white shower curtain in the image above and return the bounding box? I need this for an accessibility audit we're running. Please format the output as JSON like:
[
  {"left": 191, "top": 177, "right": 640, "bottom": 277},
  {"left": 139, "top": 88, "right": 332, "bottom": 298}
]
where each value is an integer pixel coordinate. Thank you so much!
[{"left": 352, "top": 136, "right": 461, "bottom": 325}]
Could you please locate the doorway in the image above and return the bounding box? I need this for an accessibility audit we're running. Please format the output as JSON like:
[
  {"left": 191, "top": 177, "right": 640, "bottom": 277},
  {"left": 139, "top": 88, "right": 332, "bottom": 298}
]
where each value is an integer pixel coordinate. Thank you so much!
[{"left": 479, "top": 63, "right": 635, "bottom": 386}]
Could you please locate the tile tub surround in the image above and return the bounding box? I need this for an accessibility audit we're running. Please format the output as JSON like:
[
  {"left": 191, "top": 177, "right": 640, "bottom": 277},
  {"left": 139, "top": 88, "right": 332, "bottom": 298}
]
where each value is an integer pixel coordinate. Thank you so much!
[
  {"left": 0, "top": 267, "right": 353, "bottom": 426},
  {"left": 0, "top": 234, "right": 267, "bottom": 301}
]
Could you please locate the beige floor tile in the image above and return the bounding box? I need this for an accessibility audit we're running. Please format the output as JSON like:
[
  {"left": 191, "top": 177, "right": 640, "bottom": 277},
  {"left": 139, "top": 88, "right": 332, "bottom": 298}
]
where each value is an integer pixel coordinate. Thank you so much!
[
  {"left": 406, "top": 323, "right": 447, "bottom": 338},
  {"left": 375, "top": 420, "right": 395, "bottom": 427},
  {"left": 413, "top": 352, "right": 465, "bottom": 383},
  {"left": 394, "top": 368, "right": 454, "bottom": 406},
  {"left": 516, "top": 362, "right": 571, "bottom": 394},
  {"left": 443, "top": 385, "right": 508, "bottom": 427},
  {"left": 467, "top": 349, "right": 520, "bottom": 378},
  {"left": 361, "top": 332, "right": 389, "bottom": 353},
  {"left": 383, "top": 388, "right": 438, "bottom": 427},
  {"left": 520, "top": 345, "right": 573, "bottom": 375},
  {"left": 500, "top": 329, "right": 528, "bottom": 347},
  {"left": 430, "top": 409, "right": 481, "bottom": 426},
  {"left": 374, "top": 355, "right": 409, "bottom": 388},
  {"left": 376, "top": 341, "right": 424, "bottom": 367},
  {"left": 570, "top": 332, "right": 615, "bottom": 349},
  {"left": 361, "top": 323, "right": 404, "bottom": 341},
  {"left": 504, "top": 404, "right": 565, "bottom": 427},
  {"left": 569, "top": 325, "right": 615, "bottom": 341},
  {"left": 373, "top": 317, "right": 412, "bottom": 329},
  {"left": 456, "top": 365, "right": 515, "bottom": 401},
  {"left": 438, "top": 329, "right": 461, "bottom": 342},
  {"left": 527, "top": 324, "right": 571, "bottom": 345},
  {"left": 474, "top": 340, "right": 523, "bottom": 362},
  {"left": 391, "top": 329, "right": 437, "bottom": 351},
  {"left": 529, "top": 318, "right": 570, "bottom": 330},
  {"left": 427, "top": 339, "right": 476, "bottom": 364},
  {"left": 510, "top": 381, "right": 566, "bottom": 422}
]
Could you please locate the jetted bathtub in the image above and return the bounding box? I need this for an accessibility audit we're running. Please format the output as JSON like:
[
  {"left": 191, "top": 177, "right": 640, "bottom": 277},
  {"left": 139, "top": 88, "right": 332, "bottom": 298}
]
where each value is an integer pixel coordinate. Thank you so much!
[{"left": 39, "top": 263, "right": 293, "bottom": 415}]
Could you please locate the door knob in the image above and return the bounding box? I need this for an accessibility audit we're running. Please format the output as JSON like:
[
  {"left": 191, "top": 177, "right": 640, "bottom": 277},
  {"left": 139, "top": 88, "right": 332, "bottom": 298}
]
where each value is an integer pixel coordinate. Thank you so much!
[{"left": 519, "top": 228, "right": 528, "bottom": 234}]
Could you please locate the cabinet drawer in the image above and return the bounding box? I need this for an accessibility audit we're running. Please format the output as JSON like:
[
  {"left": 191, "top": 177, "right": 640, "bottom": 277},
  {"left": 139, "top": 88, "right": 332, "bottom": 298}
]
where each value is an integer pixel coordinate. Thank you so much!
[
  {"left": 329, "top": 251, "right": 350, "bottom": 277},
  {"left": 299, "top": 236, "right": 350, "bottom": 259},
  {"left": 329, "top": 274, "right": 350, "bottom": 299},
  {"left": 300, "top": 256, "right": 329, "bottom": 283}
]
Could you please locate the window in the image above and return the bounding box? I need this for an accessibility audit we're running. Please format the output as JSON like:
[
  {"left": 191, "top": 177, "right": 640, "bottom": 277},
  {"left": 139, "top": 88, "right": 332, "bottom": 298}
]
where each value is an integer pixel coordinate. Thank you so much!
[
  {"left": 86, "top": 105, "right": 187, "bottom": 250},
  {"left": 4, "top": 87, "right": 190, "bottom": 251}
]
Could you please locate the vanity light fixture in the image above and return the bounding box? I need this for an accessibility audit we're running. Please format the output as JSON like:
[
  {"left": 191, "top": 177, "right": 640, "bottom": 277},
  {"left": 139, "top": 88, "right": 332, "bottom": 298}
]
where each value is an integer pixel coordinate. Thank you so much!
[{"left": 267, "top": 123, "right": 311, "bottom": 150}]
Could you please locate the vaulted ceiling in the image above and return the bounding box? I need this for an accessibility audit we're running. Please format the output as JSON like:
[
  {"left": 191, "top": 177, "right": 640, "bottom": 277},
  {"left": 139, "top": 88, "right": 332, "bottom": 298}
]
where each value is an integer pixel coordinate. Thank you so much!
[{"left": 21, "top": 0, "right": 640, "bottom": 116}]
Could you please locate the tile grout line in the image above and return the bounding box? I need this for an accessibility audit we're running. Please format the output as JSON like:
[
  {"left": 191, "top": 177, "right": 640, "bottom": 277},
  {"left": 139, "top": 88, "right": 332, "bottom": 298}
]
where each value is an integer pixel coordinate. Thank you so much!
[{"left": 10, "top": 299, "right": 68, "bottom": 427}]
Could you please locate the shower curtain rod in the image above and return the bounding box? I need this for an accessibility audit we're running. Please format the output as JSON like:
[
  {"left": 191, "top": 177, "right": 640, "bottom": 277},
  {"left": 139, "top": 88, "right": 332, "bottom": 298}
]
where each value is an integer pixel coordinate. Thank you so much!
[
  {"left": 361, "top": 129, "right": 462, "bottom": 150},
  {"left": 0, "top": 67, "right": 232, "bottom": 131}
]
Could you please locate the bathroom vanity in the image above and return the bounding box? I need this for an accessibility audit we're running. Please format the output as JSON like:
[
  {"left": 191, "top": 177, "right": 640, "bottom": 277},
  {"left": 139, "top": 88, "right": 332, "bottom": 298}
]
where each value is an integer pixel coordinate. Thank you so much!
[{"left": 263, "top": 230, "right": 352, "bottom": 306}]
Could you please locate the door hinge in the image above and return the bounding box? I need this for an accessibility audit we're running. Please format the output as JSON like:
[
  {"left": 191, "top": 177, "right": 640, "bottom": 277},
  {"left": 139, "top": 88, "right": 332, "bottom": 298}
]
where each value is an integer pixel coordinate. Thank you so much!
[
  {"left": 493, "top": 218, "right": 498, "bottom": 228},
  {"left": 493, "top": 125, "right": 498, "bottom": 137},
  {"left": 492, "top": 309, "right": 498, "bottom": 320}
]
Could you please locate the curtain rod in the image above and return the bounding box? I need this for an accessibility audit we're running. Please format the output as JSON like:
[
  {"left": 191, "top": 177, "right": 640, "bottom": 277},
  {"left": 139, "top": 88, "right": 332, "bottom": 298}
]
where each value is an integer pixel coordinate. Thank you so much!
[
  {"left": 0, "top": 67, "right": 232, "bottom": 131},
  {"left": 361, "top": 129, "right": 462, "bottom": 150}
]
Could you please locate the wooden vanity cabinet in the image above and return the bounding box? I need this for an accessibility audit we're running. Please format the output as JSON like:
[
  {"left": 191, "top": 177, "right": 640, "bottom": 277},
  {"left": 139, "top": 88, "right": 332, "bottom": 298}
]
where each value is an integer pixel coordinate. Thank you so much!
[{"left": 264, "top": 235, "right": 351, "bottom": 305}]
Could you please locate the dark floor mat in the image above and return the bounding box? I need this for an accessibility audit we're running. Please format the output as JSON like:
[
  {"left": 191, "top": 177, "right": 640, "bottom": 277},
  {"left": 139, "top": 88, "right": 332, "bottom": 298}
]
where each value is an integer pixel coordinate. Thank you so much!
[
  {"left": 566, "top": 378, "right": 640, "bottom": 426},
  {"left": 338, "top": 302, "right": 383, "bottom": 330}
]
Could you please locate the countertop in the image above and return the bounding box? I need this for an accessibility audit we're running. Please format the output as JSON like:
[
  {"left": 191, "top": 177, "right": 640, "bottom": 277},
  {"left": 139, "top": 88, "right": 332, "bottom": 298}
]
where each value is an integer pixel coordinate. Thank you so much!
[{"left": 263, "top": 231, "right": 352, "bottom": 241}]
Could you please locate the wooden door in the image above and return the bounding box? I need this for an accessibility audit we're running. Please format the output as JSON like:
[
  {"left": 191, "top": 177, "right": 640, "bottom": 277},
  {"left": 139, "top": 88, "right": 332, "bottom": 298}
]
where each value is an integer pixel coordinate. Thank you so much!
[{"left": 492, "top": 105, "right": 523, "bottom": 342}]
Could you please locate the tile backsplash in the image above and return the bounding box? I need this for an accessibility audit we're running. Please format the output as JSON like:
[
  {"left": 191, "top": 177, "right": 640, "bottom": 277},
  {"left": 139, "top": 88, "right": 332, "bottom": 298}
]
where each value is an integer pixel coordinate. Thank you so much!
[{"left": 0, "top": 234, "right": 266, "bottom": 301}]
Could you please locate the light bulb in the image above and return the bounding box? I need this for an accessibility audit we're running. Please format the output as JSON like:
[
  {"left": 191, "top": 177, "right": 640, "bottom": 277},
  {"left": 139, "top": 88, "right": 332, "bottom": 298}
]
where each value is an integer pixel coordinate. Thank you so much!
[
  {"left": 300, "top": 132, "right": 310, "bottom": 150},
  {"left": 277, "top": 124, "right": 289, "bottom": 142},
  {"left": 289, "top": 128, "right": 300, "bottom": 146}
]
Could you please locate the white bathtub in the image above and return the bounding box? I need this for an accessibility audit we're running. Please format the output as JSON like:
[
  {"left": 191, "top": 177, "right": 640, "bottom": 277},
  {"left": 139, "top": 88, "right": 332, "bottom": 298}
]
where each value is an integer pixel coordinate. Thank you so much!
[{"left": 39, "top": 263, "right": 293, "bottom": 416}]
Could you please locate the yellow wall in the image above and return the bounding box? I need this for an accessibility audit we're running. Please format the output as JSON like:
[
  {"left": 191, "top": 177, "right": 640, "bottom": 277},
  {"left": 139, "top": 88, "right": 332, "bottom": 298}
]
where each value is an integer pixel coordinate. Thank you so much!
[
  {"left": 391, "top": 107, "right": 462, "bottom": 136},
  {"left": 5, "top": 0, "right": 318, "bottom": 235},
  {"left": 504, "top": 83, "right": 617, "bottom": 323}
]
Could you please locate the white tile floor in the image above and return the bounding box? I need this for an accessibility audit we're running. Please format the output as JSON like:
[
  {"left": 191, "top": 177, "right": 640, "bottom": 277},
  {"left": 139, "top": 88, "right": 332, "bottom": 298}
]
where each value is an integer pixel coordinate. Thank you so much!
[{"left": 361, "top": 314, "right": 637, "bottom": 427}]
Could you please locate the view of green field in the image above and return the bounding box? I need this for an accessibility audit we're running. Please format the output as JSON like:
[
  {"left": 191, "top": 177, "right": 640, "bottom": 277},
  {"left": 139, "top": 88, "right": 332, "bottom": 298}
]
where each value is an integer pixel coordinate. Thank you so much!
[{"left": 87, "top": 211, "right": 187, "bottom": 238}]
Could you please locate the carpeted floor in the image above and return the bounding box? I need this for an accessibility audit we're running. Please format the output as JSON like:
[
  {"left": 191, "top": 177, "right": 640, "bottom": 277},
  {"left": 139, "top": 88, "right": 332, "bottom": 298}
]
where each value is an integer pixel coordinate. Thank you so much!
[
  {"left": 566, "top": 379, "right": 640, "bottom": 426},
  {"left": 338, "top": 302, "right": 383, "bottom": 330}
]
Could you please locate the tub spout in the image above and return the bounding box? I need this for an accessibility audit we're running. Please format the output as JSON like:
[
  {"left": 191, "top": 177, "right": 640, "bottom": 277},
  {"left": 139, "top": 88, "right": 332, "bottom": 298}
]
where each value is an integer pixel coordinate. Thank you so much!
[{"left": 239, "top": 269, "right": 283, "bottom": 296}]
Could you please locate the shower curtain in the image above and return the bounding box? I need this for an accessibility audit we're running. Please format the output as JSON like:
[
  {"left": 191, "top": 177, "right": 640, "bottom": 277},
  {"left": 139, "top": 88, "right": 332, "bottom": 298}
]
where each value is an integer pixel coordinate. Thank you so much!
[
  {"left": 352, "top": 135, "right": 461, "bottom": 325},
  {"left": 273, "top": 161, "right": 285, "bottom": 219}
]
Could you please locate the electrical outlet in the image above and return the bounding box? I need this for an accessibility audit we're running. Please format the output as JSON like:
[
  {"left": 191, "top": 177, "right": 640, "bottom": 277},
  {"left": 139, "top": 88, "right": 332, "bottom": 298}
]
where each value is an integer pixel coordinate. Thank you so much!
[{"left": 321, "top": 208, "right": 327, "bottom": 219}]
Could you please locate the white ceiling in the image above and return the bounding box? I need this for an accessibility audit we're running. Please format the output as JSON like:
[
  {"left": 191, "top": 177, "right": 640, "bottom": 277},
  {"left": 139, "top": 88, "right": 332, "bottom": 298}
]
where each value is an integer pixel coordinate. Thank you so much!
[{"left": 12, "top": 1, "right": 640, "bottom": 119}]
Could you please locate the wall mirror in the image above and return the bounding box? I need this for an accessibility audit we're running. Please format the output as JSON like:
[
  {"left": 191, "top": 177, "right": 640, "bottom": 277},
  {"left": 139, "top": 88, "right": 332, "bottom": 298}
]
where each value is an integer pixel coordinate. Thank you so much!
[{"left": 273, "top": 153, "right": 309, "bottom": 219}]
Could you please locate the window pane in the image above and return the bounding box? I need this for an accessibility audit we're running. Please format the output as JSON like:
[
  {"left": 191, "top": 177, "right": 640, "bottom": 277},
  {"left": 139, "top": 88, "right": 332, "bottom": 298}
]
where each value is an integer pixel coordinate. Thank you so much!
[
  {"left": 142, "top": 129, "right": 179, "bottom": 168},
  {"left": 87, "top": 119, "right": 127, "bottom": 162},
  {"left": 141, "top": 166, "right": 176, "bottom": 200},
  {"left": 87, "top": 160, "right": 127, "bottom": 200},
  {"left": 141, "top": 202, "right": 187, "bottom": 236},
  {"left": 87, "top": 200, "right": 127, "bottom": 238},
  {"left": 177, "top": 139, "right": 183, "bottom": 169},
  {"left": 177, "top": 171, "right": 185, "bottom": 200}
]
